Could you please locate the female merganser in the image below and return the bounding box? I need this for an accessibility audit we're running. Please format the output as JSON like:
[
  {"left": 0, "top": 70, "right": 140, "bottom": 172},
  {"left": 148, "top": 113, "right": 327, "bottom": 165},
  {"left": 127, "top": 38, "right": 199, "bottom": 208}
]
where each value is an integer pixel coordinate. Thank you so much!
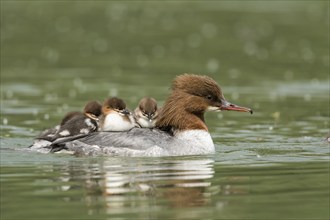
[
  {"left": 30, "top": 101, "right": 102, "bottom": 150},
  {"left": 99, "top": 97, "right": 136, "bottom": 132},
  {"left": 50, "top": 74, "right": 252, "bottom": 157},
  {"left": 134, "top": 97, "right": 159, "bottom": 128}
]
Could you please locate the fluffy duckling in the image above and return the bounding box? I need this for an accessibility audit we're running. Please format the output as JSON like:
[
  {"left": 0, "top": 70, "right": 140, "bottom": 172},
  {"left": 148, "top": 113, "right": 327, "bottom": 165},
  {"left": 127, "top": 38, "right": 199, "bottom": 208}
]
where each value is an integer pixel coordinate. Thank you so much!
[
  {"left": 99, "top": 97, "right": 136, "bottom": 131},
  {"left": 134, "top": 97, "right": 159, "bottom": 128},
  {"left": 30, "top": 101, "right": 102, "bottom": 149}
]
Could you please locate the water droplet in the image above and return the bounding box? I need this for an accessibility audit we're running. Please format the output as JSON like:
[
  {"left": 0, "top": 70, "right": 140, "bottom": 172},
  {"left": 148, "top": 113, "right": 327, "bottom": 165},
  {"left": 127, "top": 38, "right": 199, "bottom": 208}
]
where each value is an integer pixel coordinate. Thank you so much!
[
  {"left": 253, "top": 103, "right": 260, "bottom": 109},
  {"left": 228, "top": 69, "right": 240, "bottom": 79},
  {"left": 244, "top": 41, "right": 257, "bottom": 56},
  {"left": 44, "top": 114, "right": 50, "bottom": 120},
  {"left": 73, "top": 78, "right": 83, "bottom": 88},
  {"left": 41, "top": 47, "right": 59, "bottom": 64},
  {"left": 304, "top": 94, "right": 312, "bottom": 102},
  {"left": 206, "top": 59, "right": 219, "bottom": 72},
  {"left": 271, "top": 112, "right": 280, "bottom": 120},
  {"left": 109, "top": 88, "right": 118, "bottom": 97},
  {"left": 107, "top": 3, "right": 126, "bottom": 21},
  {"left": 44, "top": 93, "right": 58, "bottom": 102},
  {"left": 301, "top": 47, "right": 314, "bottom": 63},
  {"left": 3, "top": 118, "right": 8, "bottom": 125},
  {"left": 32, "top": 109, "right": 39, "bottom": 116}
]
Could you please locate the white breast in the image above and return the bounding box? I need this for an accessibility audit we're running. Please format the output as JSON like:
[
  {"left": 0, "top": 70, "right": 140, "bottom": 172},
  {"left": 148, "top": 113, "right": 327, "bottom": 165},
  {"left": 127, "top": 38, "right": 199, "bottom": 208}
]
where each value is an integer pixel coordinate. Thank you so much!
[
  {"left": 136, "top": 117, "right": 156, "bottom": 128},
  {"left": 171, "top": 130, "right": 215, "bottom": 155},
  {"left": 101, "top": 113, "right": 135, "bottom": 132}
]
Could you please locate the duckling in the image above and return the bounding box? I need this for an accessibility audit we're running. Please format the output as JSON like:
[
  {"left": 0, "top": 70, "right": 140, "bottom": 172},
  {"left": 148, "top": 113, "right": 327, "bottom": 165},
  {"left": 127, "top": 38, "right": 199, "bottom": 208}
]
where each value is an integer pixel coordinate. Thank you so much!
[
  {"left": 134, "top": 97, "right": 159, "bottom": 128},
  {"left": 99, "top": 97, "right": 136, "bottom": 131}
]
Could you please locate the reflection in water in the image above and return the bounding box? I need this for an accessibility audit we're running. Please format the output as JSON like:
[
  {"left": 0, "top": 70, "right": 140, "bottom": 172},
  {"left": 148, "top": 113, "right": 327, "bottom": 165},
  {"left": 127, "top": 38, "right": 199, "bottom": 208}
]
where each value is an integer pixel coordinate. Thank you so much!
[
  {"left": 2, "top": 154, "right": 328, "bottom": 219},
  {"left": 101, "top": 158, "right": 214, "bottom": 210},
  {"left": 56, "top": 157, "right": 217, "bottom": 214}
]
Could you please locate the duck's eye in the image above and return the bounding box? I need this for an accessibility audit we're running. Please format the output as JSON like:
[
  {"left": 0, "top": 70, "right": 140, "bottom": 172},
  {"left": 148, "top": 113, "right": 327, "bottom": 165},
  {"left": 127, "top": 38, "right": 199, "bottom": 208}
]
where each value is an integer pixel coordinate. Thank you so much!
[{"left": 207, "top": 95, "right": 213, "bottom": 100}]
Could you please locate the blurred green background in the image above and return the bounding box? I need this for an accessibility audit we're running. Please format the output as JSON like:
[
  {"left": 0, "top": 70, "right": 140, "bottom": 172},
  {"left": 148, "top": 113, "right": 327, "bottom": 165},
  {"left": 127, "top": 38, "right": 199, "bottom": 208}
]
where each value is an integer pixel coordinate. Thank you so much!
[
  {"left": 0, "top": 1, "right": 329, "bottom": 220},
  {"left": 1, "top": 1, "right": 328, "bottom": 133}
]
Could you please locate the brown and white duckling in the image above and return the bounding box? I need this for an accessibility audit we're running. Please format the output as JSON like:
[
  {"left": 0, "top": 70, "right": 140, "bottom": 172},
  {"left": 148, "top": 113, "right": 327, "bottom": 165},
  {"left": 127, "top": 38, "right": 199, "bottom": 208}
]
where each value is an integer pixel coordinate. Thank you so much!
[
  {"left": 134, "top": 97, "right": 159, "bottom": 128},
  {"left": 52, "top": 100, "right": 102, "bottom": 140},
  {"left": 99, "top": 97, "right": 136, "bottom": 132},
  {"left": 30, "top": 101, "right": 102, "bottom": 149}
]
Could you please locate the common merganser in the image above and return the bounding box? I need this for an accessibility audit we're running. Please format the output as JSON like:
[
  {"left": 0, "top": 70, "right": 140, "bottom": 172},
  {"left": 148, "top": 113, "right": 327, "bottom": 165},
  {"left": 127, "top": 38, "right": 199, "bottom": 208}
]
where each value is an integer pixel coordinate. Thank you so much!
[
  {"left": 99, "top": 97, "right": 136, "bottom": 132},
  {"left": 30, "top": 101, "right": 102, "bottom": 150},
  {"left": 48, "top": 74, "right": 252, "bottom": 157},
  {"left": 134, "top": 97, "right": 159, "bottom": 128}
]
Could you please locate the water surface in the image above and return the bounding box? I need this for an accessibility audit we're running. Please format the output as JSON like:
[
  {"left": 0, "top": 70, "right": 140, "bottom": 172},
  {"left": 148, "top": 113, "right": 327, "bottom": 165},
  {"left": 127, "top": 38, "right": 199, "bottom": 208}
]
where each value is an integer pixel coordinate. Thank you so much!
[{"left": 1, "top": 1, "right": 329, "bottom": 220}]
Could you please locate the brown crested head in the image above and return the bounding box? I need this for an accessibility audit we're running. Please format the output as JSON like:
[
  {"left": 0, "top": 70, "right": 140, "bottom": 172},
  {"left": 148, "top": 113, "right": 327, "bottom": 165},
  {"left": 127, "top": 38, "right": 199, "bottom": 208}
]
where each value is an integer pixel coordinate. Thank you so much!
[
  {"left": 172, "top": 74, "right": 225, "bottom": 109},
  {"left": 138, "top": 97, "right": 158, "bottom": 115},
  {"left": 83, "top": 101, "right": 102, "bottom": 117},
  {"left": 173, "top": 74, "right": 222, "bottom": 98},
  {"left": 156, "top": 73, "right": 252, "bottom": 133}
]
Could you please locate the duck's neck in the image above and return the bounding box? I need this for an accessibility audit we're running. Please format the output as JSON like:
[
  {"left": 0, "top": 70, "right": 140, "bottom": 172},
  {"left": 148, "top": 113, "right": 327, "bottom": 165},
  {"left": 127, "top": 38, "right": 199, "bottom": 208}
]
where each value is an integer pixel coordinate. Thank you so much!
[{"left": 156, "top": 91, "right": 208, "bottom": 133}]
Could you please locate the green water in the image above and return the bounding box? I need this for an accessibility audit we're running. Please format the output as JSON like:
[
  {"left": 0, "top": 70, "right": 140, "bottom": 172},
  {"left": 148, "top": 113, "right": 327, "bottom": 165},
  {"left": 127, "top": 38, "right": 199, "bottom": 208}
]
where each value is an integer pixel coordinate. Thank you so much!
[{"left": 1, "top": 1, "right": 329, "bottom": 220}]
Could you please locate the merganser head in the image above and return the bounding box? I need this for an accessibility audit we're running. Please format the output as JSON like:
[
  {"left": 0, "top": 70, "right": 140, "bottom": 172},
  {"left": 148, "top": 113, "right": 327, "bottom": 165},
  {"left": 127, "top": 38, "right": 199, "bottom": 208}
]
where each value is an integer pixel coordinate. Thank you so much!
[
  {"left": 83, "top": 101, "right": 102, "bottom": 121},
  {"left": 172, "top": 74, "right": 253, "bottom": 114},
  {"left": 156, "top": 74, "right": 253, "bottom": 133}
]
